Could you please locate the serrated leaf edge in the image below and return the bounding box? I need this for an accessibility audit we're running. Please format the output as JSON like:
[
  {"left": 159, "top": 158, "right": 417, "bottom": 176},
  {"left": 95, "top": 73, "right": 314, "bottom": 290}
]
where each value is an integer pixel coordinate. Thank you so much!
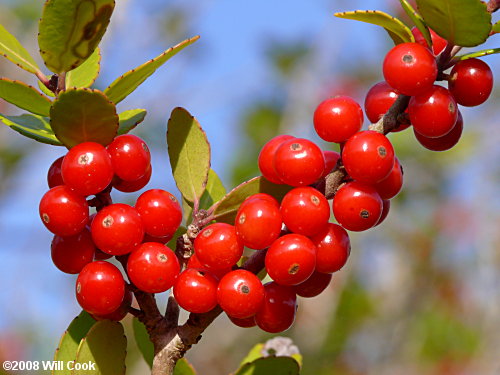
[{"left": 0, "top": 77, "right": 52, "bottom": 116}]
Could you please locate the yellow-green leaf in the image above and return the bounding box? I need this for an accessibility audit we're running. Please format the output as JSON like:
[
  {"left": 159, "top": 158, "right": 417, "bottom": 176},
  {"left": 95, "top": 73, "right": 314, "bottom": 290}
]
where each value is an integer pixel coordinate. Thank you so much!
[
  {"left": 38, "top": 0, "right": 115, "bottom": 73},
  {"left": 0, "top": 78, "right": 52, "bottom": 116},
  {"left": 104, "top": 36, "right": 199, "bottom": 104},
  {"left": 399, "top": 0, "right": 433, "bottom": 47},
  {"left": 200, "top": 169, "right": 226, "bottom": 209},
  {"left": 233, "top": 357, "right": 300, "bottom": 375},
  {"left": 0, "top": 23, "right": 40, "bottom": 74},
  {"left": 117, "top": 109, "right": 147, "bottom": 135},
  {"left": 38, "top": 80, "right": 56, "bottom": 97},
  {"left": 335, "top": 10, "right": 414, "bottom": 45},
  {"left": 167, "top": 107, "right": 211, "bottom": 203},
  {"left": 66, "top": 47, "right": 101, "bottom": 88},
  {"left": 50, "top": 88, "right": 118, "bottom": 148},
  {"left": 167, "top": 226, "right": 186, "bottom": 250},
  {"left": 174, "top": 358, "right": 196, "bottom": 375},
  {"left": 493, "top": 21, "right": 500, "bottom": 33},
  {"left": 132, "top": 318, "right": 153, "bottom": 368},
  {"left": 455, "top": 48, "right": 500, "bottom": 60},
  {"left": 0, "top": 113, "right": 62, "bottom": 146}
]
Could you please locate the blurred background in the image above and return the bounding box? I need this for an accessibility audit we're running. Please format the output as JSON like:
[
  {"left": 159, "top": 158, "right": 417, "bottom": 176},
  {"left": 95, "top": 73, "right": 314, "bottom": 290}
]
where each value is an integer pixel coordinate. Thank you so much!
[{"left": 1, "top": 0, "right": 499, "bottom": 374}]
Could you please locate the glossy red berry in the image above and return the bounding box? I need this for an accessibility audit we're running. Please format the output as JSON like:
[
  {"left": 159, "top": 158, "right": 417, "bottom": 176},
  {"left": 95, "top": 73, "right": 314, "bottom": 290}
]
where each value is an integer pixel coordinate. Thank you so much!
[
  {"left": 92, "top": 288, "right": 133, "bottom": 321},
  {"left": 39, "top": 185, "right": 89, "bottom": 236},
  {"left": 91, "top": 203, "right": 144, "bottom": 255},
  {"left": 411, "top": 27, "right": 447, "bottom": 55},
  {"left": 374, "top": 200, "right": 391, "bottom": 227},
  {"left": 383, "top": 42, "right": 437, "bottom": 96},
  {"left": 310, "top": 223, "right": 351, "bottom": 274},
  {"left": 228, "top": 315, "right": 257, "bottom": 328},
  {"left": 107, "top": 134, "right": 151, "bottom": 181},
  {"left": 235, "top": 197, "right": 282, "bottom": 250},
  {"left": 127, "top": 242, "right": 180, "bottom": 293},
  {"left": 265, "top": 234, "right": 316, "bottom": 286},
  {"left": 373, "top": 158, "right": 403, "bottom": 200},
  {"left": 187, "top": 253, "right": 231, "bottom": 279},
  {"left": 76, "top": 261, "right": 125, "bottom": 316},
  {"left": 255, "top": 282, "right": 297, "bottom": 333},
  {"left": 294, "top": 271, "right": 332, "bottom": 298},
  {"left": 333, "top": 182, "right": 383, "bottom": 232},
  {"left": 61, "top": 142, "right": 113, "bottom": 196},
  {"left": 94, "top": 249, "right": 113, "bottom": 261},
  {"left": 414, "top": 111, "right": 463, "bottom": 151},
  {"left": 342, "top": 130, "right": 395, "bottom": 184},
  {"left": 194, "top": 223, "right": 243, "bottom": 270},
  {"left": 217, "top": 270, "right": 265, "bottom": 319},
  {"left": 173, "top": 268, "right": 219, "bottom": 313},
  {"left": 240, "top": 193, "right": 280, "bottom": 209},
  {"left": 258, "top": 135, "right": 295, "bottom": 184},
  {"left": 51, "top": 228, "right": 96, "bottom": 274},
  {"left": 321, "top": 150, "right": 340, "bottom": 179},
  {"left": 409, "top": 85, "right": 458, "bottom": 138},
  {"left": 142, "top": 233, "right": 172, "bottom": 244},
  {"left": 47, "top": 156, "right": 64, "bottom": 188},
  {"left": 135, "top": 189, "right": 182, "bottom": 237},
  {"left": 274, "top": 138, "right": 325, "bottom": 186},
  {"left": 448, "top": 58, "right": 493, "bottom": 107},
  {"left": 313, "top": 96, "right": 364, "bottom": 143},
  {"left": 280, "top": 187, "right": 330, "bottom": 236},
  {"left": 113, "top": 164, "right": 152, "bottom": 193}
]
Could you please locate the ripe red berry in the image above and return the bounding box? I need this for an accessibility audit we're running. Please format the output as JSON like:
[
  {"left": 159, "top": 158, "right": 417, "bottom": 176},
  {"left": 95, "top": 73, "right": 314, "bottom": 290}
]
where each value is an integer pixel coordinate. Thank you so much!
[
  {"left": 310, "top": 223, "right": 351, "bottom": 274},
  {"left": 342, "top": 130, "right": 395, "bottom": 184},
  {"left": 194, "top": 223, "right": 243, "bottom": 270},
  {"left": 107, "top": 134, "right": 151, "bottom": 181},
  {"left": 228, "top": 315, "right": 257, "bottom": 328},
  {"left": 333, "top": 181, "right": 383, "bottom": 232},
  {"left": 76, "top": 261, "right": 125, "bottom": 316},
  {"left": 127, "top": 242, "right": 180, "bottom": 293},
  {"left": 135, "top": 189, "right": 182, "bottom": 238},
  {"left": 255, "top": 282, "right": 297, "bottom": 333},
  {"left": 313, "top": 96, "right": 364, "bottom": 143},
  {"left": 374, "top": 200, "right": 391, "bottom": 227},
  {"left": 173, "top": 268, "right": 219, "bottom": 313},
  {"left": 274, "top": 138, "right": 325, "bottom": 186},
  {"left": 113, "top": 164, "right": 152, "bottom": 193},
  {"left": 187, "top": 253, "right": 231, "bottom": 279},
  {"left": 265, "top": 234, "right": 316, "bottom": 286},
  {"left": 61, "top": 142, "right": 113, "bottom": 196},
  {"left": 47, "top": 156, "right": 64, "bottom": 188},
  {"left": 409, "top": 85, "right": 458, "bottom": 138},
  {"left": 240, "top": 193, "right": 280, "bottom": 209},
  {"left": 94, "top": 249, "right": 113, "bottom": 260},
  {"left": 51, "top": 228, "right": 96, "bottom": 274},
  {"left": 258, "top": 135, "right": 295, "bottom": 184},
  {"left": 92, "top": 288, "right": 133, "bottom": 321},
  {"left": 321, "top": 150, "right": 340, "bottom": 179},
  {"left": 448, "top": 58, "right": 493, "bottom": 107},
  {"left": 373, "top": 157, "right": 403, "bottom": 200},
  {"left": 217, "top": 270, "right": 265, "bottom": 319},
  {"left": 294, "top": 271, "right": 332, "bottom": 298},
  {"left": 383, "top": 42, "right": 437, "bottom": 96},
  {"left": 411, "top": 27, "right": 447, "bottom": 55},
  {"left": 414, "top": 111, "right": 463, "bottom": 151},
  {"left": 235, "top": 197, "right": 282, "bottom": 250},
  {"left": 91, "top": 203, "right": 144, "bottom": 255},
  {"left": 280, "top": 187, "right": 330, "bottom": 236},
  {"left": 39, "top": 185, "right": 89, "bottom": 236}
]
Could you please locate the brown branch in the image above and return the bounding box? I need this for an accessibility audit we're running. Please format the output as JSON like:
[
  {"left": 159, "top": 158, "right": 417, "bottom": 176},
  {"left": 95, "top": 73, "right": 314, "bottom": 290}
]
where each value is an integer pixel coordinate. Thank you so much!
[{"left": 487, "top": 0, "right": 500, "bottom": 13}]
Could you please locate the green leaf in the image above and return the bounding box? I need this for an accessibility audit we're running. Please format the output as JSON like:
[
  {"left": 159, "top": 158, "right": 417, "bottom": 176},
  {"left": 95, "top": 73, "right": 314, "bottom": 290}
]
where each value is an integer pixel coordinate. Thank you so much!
[
  {"left": 233, "top": 357, "right": 300, "bottom": 375},
  {"left": 50, "top": 88, "right": 118, "bottom": 148},
  {"left": 416, "top": 0, "right": 491, "bottom": 47},
  {"left": 212, "top": 177, "right": 292, "bottom": 224},
  {"left": 334, "top": 10, "right": 414, "bottom": 45},
  {"left": 493, "top": 21, "right": 500, "bottom": 33},
  {"left": 167, "top": 107, "right": 211, "bottom": 204},
  {"left": 0, "top": 113, "right": 62, "bottom": 146},
  {"left": 0, "top": 23, "right": 40, "bottom": 74},
  {"left": 239, "top": 344, "right": 264, "bottom": 366},
  {"left": 38, "top": 0, "right": 115, "bottom": 73},
  {"left": 182, "top": 198, "right": 194, "bottom": 225},
  {"left": 200, "top": 169, "right": 226, "bottom": 210},
  {"left": 132, "top": 318, "right": 154, "bottom": 368},
  {"left": 104, "top": 36, "right": 199, "bottom": 104},
  {"left": 38, "top": 80, "right": 56, "bottom": 97},
  {"left": 174, "top": 358, "right": 196, "bottom": 375},
  {"left": 167, "top": 226, "right": 186, "bottom": 250},
  {"left": 399, "top": 0, "right": 433, "bottom": 47},
  {"left": 66, "top": 47, "right": 101, "bottom": 89},
  {"left": 455, "top": 48, "right": 500, "bottom": 60},
  {"left": 0, "top": 78, "right": 52, "bottom": 116},
  {"left": 73, "top": 320, "right": 127, "bottom": 375},
  {"left": 53, "top": 311, "right": 96, "bottom": 375},
  {"left": 117, "top": 109, "right": 147, "bottom": 135}
]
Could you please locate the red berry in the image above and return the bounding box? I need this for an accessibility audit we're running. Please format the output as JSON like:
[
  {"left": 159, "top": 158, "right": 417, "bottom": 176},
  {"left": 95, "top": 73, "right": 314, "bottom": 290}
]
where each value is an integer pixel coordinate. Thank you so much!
[
  {"left": 280, "top": 187, "right": 330, "bottom": 236},
  {"left": 411, "top": 27, "right": 447, "bottom": 55},
  {"left": 113, "top": 164, "right": 152, "bottom": 193},
  {"left": 142, "top": 233, "right": 173, "bottom": 244},
  {"left": 383, "top": 42, "right": 437, "bottom": 96},
  {"left": 61, "top": 142, "right": 114, "bottom": 196},
  {"left": 39, "top": 185, "right": 89, "bottom": 236},
  {"left": 107, "top": 134, "right": 151, "bottom": 181},
  {"left": 135, "top": 189, "right": 182, "bottom": 237},
  {"left": 235, "top": 197, "right": 282, "bottom": 250},
  {"left": 274, "top": 138, "right": 325, "bottom": 186},
  {"left": 321, "top": 150, "right": 340, "bottom": 179},
  {"left": 194, "top": 223, "right": 243, "bottom": 270},
  {"left": 94, "top": 249, "right": 113, "bottom": 260},
  {"left": 409, "top": 85, "right": 458, "bottom": 138},
  {"left": 414, "top": 111, "right": 463, "bottom": 151},
  {"left": 187, "top": 253, "right": 231, "bottom": 279},
  {"left": 47, "top": 156, "right": 64, "bottom": 188},
  {"left": 294, "top": 271, "right": 332, "bottom": 298},
  {"left": 333, "top": 182, "right": 383, "bottom": 232},
  {"left": 265, "top": 234, "right": 316, "bottom": 286},
  {"left": 374, "top": 200, "right": 391, "bottom": 227},
  {"left": 313, "top": 96, "right": 364, "bottom": 143},
  {"left": 255, "top": 282, "right": 297, "bottom": 333},
  {"left": 91, "top": 203, "right": 144, "bottom": 255},
  {"left": 51, "top": 228, "right": 96, "bottom": 274},
  {"left": 173, "top": 268, "right": 219, "bottom": 313},
  {"left": 240, "top": 193, "right": 280, "bottom": 209},
  {"left": 310, "top": 223, "right": 351, "bottom": 274},
  {"left": 217, "top": 270, "right": 265, "bottom": 319},
  {"left": 76, "top": 261, "right": 125, "bottom": 316},
  {"left": 448, "top": 58, "right": 493, "bottom": 107},
  {"left": 342, "top": 130, "right": 395, "bottom": 184},
  {"left": 127, "top": 242, "right": 180, "bottom": 293},
  {"left": 228, "top": 315, "right": 257, "bottom": 328},
  {"left": 373, "top": 157, "right": 403, "bottom": 200},
  {"left": 92, "top": 288, "right": 133, "bottom": 321},
  {"left": 258, "top": 135, "right": 295, "bottom": 184}
]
